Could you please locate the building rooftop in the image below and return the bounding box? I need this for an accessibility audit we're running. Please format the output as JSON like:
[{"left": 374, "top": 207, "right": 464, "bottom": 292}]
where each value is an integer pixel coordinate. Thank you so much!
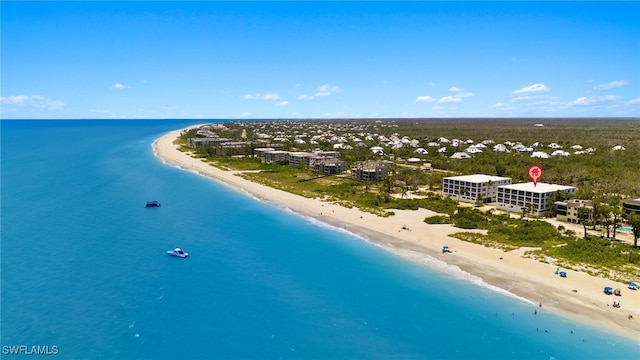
[
  {"left": 499, "top": 182, "right": 575, "bottom": 193},
  {"left": 444, "top": 174, "right": 512, "bottom": 183}
]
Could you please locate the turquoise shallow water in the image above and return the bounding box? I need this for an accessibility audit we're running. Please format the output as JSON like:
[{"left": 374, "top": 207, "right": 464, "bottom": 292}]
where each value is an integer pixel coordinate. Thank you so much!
[{"left": 2, "top": 120, "right": 638, "bottom": 359}]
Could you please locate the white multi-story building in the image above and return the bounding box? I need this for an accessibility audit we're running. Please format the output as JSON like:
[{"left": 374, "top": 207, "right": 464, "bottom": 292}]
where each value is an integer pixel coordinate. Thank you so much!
[
  {"left": 442, "top": 174, "right": 512, "bottom": 203},
  {"left": 255, "top": 149, "right": 289, "bottom": 163},
  {"left": 497, "top": 182, "right": 576, "bottom": 217},
  {"left": 288, "top": 152, "right": 314, "bottom": 167},
  {"left": 351, "top": 160, "right": 394, "bottom": 182}
]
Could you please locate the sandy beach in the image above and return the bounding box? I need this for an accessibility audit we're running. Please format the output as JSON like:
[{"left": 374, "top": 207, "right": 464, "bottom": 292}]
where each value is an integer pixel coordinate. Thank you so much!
[{"left": 154, "top": 126, "right": 640, "bottom": 341}]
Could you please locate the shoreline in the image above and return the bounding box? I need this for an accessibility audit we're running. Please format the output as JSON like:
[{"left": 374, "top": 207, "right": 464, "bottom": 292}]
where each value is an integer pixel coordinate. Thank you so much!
[{"left": 153, "top": 126, "right": 640, "bottom": 342}]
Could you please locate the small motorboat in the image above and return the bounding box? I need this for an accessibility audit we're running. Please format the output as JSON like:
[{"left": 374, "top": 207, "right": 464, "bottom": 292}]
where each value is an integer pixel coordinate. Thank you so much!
[
  {"left": 167, "top": 248, "right": 189, "bottom": 258},
  {"left": 146, "top": 201, "right": 161, "bottom": 208}
]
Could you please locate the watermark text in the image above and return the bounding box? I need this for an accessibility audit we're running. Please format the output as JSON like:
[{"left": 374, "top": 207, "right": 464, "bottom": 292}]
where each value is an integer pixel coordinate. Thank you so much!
[{"left": 2, "top": 345, "right": 59, "bottom": 356}]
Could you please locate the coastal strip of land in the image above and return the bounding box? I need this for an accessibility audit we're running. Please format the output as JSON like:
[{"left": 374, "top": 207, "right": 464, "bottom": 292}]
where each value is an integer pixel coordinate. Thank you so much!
[{"left": 154, "top": 126, "right": 640, "bottom": 341}]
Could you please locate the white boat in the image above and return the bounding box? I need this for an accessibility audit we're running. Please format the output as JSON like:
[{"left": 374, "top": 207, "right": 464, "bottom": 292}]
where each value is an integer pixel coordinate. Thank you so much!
[{"left": 167, "top": 248, "right": 189, "bottom": 258}]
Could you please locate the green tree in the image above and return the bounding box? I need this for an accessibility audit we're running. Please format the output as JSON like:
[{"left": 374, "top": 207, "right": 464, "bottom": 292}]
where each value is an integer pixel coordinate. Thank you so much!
[
  {"left": 599, "top": 204, "right": 614, "bottom": 239},
  {"left": 628, "top": 213, "right": 640, "bottom": 248},
  {"left": 521, "top": 204, "right": 532, "bottom": 220},
  {"left": 578, "top": 206, "right": 591, "bottom": 239},
  {"left": 611, "top": 207, "right": 623, "bottom": 240},
  {"left": 458, "top": 187, "right": 467, "bottom": 204},
  {"left": 545, "top": 191, "right": 571, "bottom": 217}
]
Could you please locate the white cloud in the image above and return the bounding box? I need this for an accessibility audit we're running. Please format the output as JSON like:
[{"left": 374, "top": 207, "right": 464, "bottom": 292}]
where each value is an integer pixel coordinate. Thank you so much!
[
  {"left": 426, "top": 82, "right": 436, "bottom": 86},
  {"left": 244, "top": 92, "right": 281, "bottom": 100},
  {"left": 262, "top": 93, "right": 280, "bottom": 100},
  {"left": 493, "top": 103, "right": 505, "bottom": 107},
  {"left": 628, "top": 97, "right": 640, "bottom": 105},
  {"left": 1, "top": 95, "right": 29, "bottom": 105},
  {"left": 599, "top": 95, "right": 621, "bottom": 101},
  {"left": 239, "top": 112, "right": 253, "bottom": 117},
  {"left": 112, "top": 83, "right": 130, "bottom": 90},
  {"left": 454, "top": 92, "right": 474, "bottom": 98},
  {"left": 570, "top": 97, "right": 596, "bottom": 106},
  {"left": 0, "top": 95, "right": 64, "bottom": 109},
  {"left": 569, "top": 95, "right": 621, "bottom": 106},
  {"left": 449, "top": 86, "right": 462, "bottom": 92},
  {"left": 593, "top": 80, "right": 629, "bottom": 91},
  {"left": 437, "top": 96, "right": 462, "bottom": 103},
  {"left": 88, "top": 109, "right": 109, "bottom": 114},
  {"left": 314, "top": 84, "right": 340, "bottom": 97},
  {"left": 512, "top": 84, "right": 549, "bottom": 94},
  {"left": 415, "top": 95, "right": 436, "bottom": 102},
  {"left": 511, "top": 95, "right": 547, "bottom": 102},
  {"left": 297, "top": 84, "right": 341, "bottom": 100},
  {"left": 317, "top": 84, "right": 340, "bottom": 93},
  {"left": 276, "top": 101, "right": 289, "bottom": 106}
]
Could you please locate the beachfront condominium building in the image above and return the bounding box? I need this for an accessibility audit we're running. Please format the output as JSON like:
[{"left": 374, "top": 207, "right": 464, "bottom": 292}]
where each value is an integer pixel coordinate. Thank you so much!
[
  {"left": 254, "top": 148, "right": 289, "bottom": 163},
  {"left": 555, "top": 199, "right": 593, "bottom": 224},
  {"left": 351, "top": 160, "right": 394, "bottom": 182},
  {"left": 497, "top": 182, "right": 576, "bottom": 217},
  {"left": 188, "top": 137, "right": 232, "bottom": 147},
  {"left": 311, "top": 158, "right": 348, "bottom": 175},
  {"left": 442, "top": 174, "right": 512, "bottom": 203},
  {"left": 288, "top": 152, "right": 315, "bottom": 167},
  {"left": 313, "top": 150, "right": 341, "bottom": 159},
  {"left": 622, "top": 198, "right": 640, "bottom": 218}
]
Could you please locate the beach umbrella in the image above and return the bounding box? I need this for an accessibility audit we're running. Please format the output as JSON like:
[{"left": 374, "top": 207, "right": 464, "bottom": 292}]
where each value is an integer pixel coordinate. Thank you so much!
[
  {"left": 628, "top": 282, "right": 638, "bottom": 290},
  {"left": 559, "top": 271, "right": 567, "bottom": 277}
]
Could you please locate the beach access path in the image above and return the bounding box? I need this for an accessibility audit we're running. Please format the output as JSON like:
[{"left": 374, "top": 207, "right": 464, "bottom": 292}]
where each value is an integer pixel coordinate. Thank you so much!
[{"left": 154, "top": 127, "right": 640, "bottom": 341}]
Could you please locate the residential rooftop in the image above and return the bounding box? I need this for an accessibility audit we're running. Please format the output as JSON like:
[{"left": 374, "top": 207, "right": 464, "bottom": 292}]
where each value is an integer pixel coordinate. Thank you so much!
[
  {"left": 499, "top": 182, "right": 576, "bottom": 193},
  {"left": 443, "top": 174, "right": 512, "bottom": 183}
]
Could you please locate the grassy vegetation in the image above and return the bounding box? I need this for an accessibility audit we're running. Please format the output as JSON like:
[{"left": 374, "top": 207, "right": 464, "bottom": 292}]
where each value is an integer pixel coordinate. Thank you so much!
[{"left": 440, "top": 207, "right": 640, "bottom": 281}]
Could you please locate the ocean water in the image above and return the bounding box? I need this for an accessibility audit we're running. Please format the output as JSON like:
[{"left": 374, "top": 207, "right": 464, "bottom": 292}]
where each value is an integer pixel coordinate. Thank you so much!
[{"left": 1, "top": 120, "right": 638, "bottom": 359}]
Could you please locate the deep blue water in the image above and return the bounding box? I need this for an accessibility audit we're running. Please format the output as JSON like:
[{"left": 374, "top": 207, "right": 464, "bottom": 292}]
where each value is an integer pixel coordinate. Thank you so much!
[{"left": 1, "top": 120, "right": 638, "bottom": 359}]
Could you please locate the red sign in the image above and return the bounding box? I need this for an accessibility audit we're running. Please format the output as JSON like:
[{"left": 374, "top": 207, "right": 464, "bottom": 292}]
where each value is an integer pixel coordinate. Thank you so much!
[{"left": 528, "top": 165, "right": 543, "bottom": 187}]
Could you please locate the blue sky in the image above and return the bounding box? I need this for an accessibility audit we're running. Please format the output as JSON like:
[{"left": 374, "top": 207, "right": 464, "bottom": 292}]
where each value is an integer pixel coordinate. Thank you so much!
[{"left": 2, "top": 1, "right": 639, "bottom": 119}]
